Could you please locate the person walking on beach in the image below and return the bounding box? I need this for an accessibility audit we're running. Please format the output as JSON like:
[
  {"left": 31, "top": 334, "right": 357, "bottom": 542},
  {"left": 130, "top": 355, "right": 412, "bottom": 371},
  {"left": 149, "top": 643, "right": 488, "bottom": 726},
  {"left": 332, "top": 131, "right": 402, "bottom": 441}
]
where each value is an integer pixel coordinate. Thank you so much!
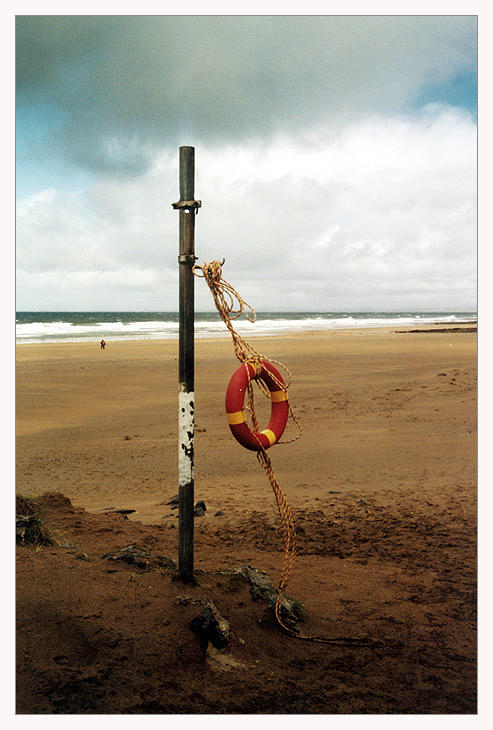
[{"left": 100, "top": 339, "right": 106, "bottom": 350}]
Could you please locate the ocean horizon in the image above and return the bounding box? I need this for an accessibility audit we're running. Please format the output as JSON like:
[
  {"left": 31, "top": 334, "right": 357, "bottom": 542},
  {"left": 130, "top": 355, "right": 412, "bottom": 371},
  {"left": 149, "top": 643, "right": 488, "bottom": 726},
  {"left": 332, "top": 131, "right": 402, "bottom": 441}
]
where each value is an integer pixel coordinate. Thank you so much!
[{"left": 15, "top": 311, "right": 477, "bottom": 345}]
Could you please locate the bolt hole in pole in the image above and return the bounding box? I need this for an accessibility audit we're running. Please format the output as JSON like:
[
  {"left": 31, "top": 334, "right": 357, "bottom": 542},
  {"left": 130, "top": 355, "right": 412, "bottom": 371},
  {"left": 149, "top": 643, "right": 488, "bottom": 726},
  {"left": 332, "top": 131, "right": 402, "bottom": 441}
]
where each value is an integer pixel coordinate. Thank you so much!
[{"left": 173, "top": 146, "right": 198, "bottom": 583}]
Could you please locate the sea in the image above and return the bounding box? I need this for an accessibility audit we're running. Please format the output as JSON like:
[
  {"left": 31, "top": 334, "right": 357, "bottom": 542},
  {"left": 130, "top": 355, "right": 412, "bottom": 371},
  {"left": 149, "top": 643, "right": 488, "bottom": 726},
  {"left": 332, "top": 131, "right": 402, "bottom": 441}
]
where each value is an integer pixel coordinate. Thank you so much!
[{"left": 15, "top": 311, "right": 477, "bottom": 345}]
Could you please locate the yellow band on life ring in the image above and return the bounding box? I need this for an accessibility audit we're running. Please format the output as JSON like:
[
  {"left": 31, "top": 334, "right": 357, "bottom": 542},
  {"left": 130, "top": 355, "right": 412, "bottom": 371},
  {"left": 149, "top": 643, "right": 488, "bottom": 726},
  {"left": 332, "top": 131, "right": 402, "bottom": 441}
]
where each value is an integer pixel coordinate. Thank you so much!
[
  {"left": 259, "top": 429, "right": 277, "bottom": 446},
  {"left": 227, "top": 410, "right": 247, "bottom": 425},
  {"left": 270, "top": 390, "right": 289, "bottom": 402}
]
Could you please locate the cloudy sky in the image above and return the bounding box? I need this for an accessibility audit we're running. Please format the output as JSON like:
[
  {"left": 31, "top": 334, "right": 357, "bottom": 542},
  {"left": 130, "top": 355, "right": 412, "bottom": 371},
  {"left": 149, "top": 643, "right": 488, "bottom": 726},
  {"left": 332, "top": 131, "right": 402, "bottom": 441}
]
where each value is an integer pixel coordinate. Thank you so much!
[{"left": 15, "top": 14, "right": 477, "bottom": 312}]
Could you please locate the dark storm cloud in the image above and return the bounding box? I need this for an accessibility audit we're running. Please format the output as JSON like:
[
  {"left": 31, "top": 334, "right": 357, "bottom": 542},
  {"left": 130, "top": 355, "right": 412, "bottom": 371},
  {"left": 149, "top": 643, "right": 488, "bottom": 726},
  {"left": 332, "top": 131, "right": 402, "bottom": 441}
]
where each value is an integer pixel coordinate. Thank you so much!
[{"left": 16, "top": 15, "right": 477, "bottom": 177}]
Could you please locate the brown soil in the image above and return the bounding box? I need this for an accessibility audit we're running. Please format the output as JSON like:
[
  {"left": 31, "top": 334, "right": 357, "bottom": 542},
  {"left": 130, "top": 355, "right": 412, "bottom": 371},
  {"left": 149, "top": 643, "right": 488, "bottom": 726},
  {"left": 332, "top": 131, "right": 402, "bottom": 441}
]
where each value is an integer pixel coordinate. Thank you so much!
[{"left": 16, "top": 487, "right": 476, "bottom": 715}]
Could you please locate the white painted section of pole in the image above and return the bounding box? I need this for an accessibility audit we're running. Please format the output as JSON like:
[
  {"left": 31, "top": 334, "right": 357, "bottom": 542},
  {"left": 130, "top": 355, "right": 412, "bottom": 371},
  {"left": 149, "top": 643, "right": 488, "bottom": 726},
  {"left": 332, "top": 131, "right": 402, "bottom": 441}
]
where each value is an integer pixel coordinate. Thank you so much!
[{"left": 178, "top": 387, "right": 194, "bottom": 487}]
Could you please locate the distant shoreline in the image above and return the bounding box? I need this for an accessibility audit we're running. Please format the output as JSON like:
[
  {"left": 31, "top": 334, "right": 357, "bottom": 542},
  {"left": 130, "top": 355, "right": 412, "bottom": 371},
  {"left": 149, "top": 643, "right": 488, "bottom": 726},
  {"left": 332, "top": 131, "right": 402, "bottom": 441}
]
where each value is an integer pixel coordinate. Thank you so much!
[
  {"left": 15, "top": 310, "right": 478, "bottom": 346},
  {"left": 15, "top": 322, "right": 478, "bottom": 349}
]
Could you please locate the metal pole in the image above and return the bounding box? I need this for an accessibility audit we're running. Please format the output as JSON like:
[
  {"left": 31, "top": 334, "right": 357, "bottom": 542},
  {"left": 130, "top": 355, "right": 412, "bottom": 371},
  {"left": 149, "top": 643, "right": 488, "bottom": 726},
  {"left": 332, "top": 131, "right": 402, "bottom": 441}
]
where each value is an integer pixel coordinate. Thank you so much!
[{"left": 172, "top": 146, "right": 201, "bottom": 583}]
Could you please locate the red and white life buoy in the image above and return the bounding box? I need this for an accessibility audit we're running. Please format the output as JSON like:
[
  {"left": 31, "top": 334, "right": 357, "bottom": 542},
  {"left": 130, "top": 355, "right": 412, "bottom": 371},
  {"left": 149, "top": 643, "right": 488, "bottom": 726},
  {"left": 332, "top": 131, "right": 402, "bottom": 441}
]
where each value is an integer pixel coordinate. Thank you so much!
[{"left": 225, "top": 360, "right": 289, "bottom": 451}]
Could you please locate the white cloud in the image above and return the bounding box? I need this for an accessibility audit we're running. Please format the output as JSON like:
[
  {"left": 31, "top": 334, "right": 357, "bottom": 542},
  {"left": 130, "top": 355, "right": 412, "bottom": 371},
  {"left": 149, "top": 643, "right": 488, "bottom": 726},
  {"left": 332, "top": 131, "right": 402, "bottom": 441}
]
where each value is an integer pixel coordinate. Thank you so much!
[{"left": 16, "top": 106, "right": 476, "bottom": 311}]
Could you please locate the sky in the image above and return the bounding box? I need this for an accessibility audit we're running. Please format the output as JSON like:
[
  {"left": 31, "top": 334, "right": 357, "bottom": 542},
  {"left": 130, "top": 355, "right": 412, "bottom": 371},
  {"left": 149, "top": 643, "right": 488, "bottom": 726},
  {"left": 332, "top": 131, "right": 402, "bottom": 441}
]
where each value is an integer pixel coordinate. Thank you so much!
[{"left": 15, "top": 13, "right": 478, "bottom": 312}]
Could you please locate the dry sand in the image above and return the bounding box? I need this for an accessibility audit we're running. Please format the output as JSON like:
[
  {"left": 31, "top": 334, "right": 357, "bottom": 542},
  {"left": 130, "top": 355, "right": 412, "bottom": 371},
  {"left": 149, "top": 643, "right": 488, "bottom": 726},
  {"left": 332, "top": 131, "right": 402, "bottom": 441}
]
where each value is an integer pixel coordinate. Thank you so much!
[{"left": 16, "top": 325, "right": 477, "bottom": 713}]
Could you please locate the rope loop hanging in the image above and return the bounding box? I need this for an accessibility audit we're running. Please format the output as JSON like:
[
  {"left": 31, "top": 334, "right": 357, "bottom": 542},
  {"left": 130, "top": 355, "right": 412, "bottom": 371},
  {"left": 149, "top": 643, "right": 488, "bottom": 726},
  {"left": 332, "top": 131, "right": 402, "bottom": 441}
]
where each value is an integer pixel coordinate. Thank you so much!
[
  {"left": 194, "top": 259, "right": 373, "bottom": 647},
  {"left": 193, "top": 259, "right": 302, "bottom": 446}
]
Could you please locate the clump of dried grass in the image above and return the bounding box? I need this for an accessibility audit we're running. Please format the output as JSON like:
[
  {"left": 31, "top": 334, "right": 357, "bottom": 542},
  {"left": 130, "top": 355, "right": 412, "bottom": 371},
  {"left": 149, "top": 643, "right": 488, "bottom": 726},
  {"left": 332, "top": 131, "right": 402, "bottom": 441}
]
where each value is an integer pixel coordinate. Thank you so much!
[{"left": 16, "top": 494, "right": 65, "bottom": 548}]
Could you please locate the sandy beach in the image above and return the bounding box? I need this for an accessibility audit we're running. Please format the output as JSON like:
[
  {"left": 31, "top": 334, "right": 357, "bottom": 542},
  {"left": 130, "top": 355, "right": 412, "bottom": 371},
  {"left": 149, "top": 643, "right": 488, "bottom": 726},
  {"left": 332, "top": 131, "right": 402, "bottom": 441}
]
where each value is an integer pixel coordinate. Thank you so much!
[
  {"left": 16, "top": 325, "right": 477, "bottom": 713},
  {"left": 16, "top": 326, "right": 477, "bottom": 523}
]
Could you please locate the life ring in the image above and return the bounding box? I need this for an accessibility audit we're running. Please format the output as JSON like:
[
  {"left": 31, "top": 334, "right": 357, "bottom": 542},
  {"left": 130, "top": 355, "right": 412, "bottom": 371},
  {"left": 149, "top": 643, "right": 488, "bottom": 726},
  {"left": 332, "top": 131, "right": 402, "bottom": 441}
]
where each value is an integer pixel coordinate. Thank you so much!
[{"left": 225, "top": 360, "right": 289, "bottom": 451}]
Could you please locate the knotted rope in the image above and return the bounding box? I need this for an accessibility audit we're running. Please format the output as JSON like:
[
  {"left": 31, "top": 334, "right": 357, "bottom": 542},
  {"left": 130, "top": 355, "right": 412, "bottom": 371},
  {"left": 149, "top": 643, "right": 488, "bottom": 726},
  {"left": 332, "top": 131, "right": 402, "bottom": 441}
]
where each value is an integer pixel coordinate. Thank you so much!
[
  {"left": 195, "top": 260, "right": 372, "bottom": 646},
  {"left": 194, "top": 260, "right": 302, "bottom": 445}
]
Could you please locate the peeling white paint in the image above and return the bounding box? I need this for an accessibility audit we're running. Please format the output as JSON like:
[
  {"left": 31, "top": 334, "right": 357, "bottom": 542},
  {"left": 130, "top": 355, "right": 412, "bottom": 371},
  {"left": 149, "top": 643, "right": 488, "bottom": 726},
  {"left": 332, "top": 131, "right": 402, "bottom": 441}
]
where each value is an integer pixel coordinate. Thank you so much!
[{"left": 179, "top": 387, "right": 194, "bottom": 488}]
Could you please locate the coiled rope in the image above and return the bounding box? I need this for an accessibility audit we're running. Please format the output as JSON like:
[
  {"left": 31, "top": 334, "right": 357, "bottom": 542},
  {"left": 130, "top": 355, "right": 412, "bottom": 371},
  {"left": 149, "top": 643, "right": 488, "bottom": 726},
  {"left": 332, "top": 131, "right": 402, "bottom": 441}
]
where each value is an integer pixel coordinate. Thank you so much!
[{"left": 194, "top": 260, "right": 372, "bottom": 646}]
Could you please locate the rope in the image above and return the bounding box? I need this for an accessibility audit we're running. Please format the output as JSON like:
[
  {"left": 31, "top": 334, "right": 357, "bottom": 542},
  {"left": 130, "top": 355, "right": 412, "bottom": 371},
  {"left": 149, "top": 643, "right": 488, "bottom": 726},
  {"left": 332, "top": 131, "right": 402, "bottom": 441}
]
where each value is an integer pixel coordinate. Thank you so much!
[
  {"left": 194, "top": 260, "right": 373, "bottom": 647},
  {"left": 194, "top": 260, "right": 302, "bottom": 444}
]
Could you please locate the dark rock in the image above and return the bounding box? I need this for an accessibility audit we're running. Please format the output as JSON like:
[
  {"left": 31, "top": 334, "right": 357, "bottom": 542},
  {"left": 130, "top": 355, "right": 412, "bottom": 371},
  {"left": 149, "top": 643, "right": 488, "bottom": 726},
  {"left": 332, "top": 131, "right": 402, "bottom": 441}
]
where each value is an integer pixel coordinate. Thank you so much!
[
  {"left": 225, "top": 565, "right": 302, "bottom": 632},
  {"left": 190, "top": 607, "right": 214, "bottom": 650},
  {"left": 189, "top": 602, "right": 230, "bottom": 651},
  {"left": 229, "top": 566, "right": 274, "bottom": 603},
  {"left": 214, "top": 510, "right": 225, "bottom": 517},
  {"left": 114, "top": 509, "right": 136, "bottom": 515},
  {"left": 103, "top": 545, "right": 177, "bottom": 571},
  {"left": 175, "top": 595, "right": 204, "bottom": 607},
  {"left": 258, "top": 604, "right": 301, "bottom": 633},
  {"left": 194, "top": 500, "right": 207, "bottom": 516},
  {"left": 166, "top": 494, "right": 180, "bottom": 510},
  {"left": 164, "top": 496, "right": 207, "bottom": 514},
  {"left": 102, "top": 546, "right": 147, "bottom": 566}
]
